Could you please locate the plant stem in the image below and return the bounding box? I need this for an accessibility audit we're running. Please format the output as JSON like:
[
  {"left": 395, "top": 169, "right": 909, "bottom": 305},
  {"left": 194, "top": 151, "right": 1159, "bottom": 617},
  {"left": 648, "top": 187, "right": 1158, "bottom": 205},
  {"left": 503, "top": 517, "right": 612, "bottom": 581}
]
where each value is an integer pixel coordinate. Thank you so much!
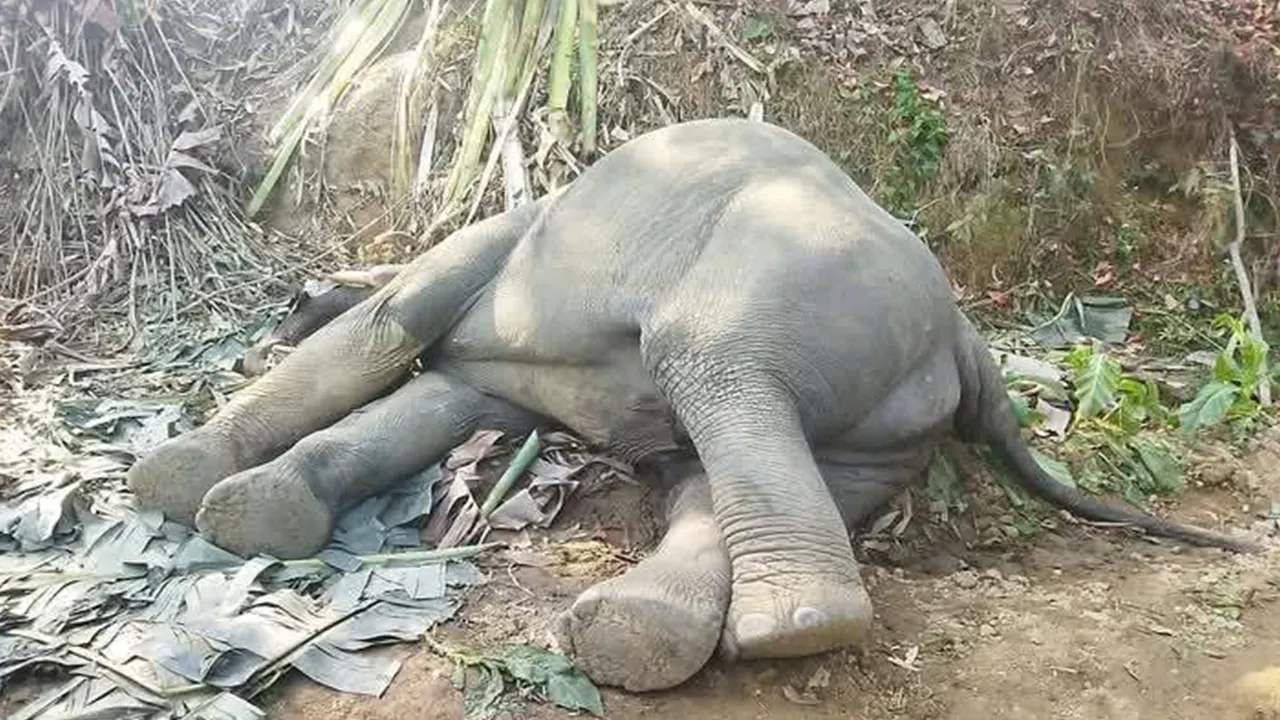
[
  {"left": 3, "top": 542, "right": 504, "bottom": 587},
  {"left": 547, "top": 0, "right": 579, "bottom": 144},
  {"left": 480, "top": 430, "right": 541, "bottom": 517},
  {"left": 577, "top": 0, "right": 599, "bottom": 155},
  {"left": 507, "top": 0, "right": 546, "bottom": 97},
  {"left": 445, "top": 0, "right": 513, "bottom": 204},
  {"left": 1227, "top": 130, "right": 1271, "bottom": 406}
]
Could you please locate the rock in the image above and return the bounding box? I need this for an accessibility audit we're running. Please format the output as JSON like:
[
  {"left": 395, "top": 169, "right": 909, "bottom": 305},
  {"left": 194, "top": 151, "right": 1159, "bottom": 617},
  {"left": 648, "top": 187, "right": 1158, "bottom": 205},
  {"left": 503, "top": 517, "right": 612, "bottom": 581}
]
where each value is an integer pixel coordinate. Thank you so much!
[
  {"left": 918, "top": 17, "right": 948, "bottom": 50},
  {"left": 953, "top": 570, "right": 979, "bottom": 589},
  {"left": 979, "top": 623, "right": 998, "bottom": 638}
]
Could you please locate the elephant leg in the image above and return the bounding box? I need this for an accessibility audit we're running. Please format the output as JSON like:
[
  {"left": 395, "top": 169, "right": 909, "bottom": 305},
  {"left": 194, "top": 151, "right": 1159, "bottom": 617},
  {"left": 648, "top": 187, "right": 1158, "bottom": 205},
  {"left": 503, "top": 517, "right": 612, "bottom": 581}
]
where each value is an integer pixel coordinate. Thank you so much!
[
  {"left": 194, "top": 371, "right": 541, "bottom": 559},
  {"left": 550, "top": 460, "right": 731, "bottom": 692},
  {"left": 127, "top": 196, "right": 551, "bottom": 526},
  {"left": 641, "top": 347, "right": 872, "bottom": 662}
]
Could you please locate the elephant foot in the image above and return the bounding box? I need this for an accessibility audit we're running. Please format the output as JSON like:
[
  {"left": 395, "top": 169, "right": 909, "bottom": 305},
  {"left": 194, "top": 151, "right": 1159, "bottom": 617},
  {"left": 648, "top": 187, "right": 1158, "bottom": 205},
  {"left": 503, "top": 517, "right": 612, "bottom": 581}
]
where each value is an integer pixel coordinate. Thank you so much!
[
  {"left": 720, "top": 567, "right": 873, "bottom": 661},
  {"left": 195, "top": 463, "right": 333, "bottom": 559},
  {"left": 551, "top": 475, "right": 730, "bottom": 692},
  {"left": 127, "top": 430, "right": 241, "bottom": 527}
]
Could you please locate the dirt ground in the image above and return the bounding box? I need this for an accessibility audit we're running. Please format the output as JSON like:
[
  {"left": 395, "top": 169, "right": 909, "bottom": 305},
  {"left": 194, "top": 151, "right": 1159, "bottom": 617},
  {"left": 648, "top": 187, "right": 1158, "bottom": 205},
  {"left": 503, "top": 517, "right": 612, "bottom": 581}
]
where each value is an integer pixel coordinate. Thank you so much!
[{"left": 260, "top": 430, "right": 1280, "bottom": 720}]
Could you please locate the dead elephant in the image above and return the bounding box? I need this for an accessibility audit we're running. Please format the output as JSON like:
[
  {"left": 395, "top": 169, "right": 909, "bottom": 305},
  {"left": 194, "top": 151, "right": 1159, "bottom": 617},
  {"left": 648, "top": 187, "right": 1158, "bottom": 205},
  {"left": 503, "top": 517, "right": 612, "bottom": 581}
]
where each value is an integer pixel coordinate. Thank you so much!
[{"left": 127, "top": 118, "right": 1257, "bottom": 693}]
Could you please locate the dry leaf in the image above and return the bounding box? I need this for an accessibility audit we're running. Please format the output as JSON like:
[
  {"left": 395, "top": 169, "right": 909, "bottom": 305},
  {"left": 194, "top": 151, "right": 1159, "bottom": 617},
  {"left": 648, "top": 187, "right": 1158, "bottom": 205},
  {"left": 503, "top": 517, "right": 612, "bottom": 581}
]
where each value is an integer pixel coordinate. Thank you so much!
[
  {"left": 172, "top": 126, "right": 223, "bottom": 152},
  {"left": 782, "top": 684, "right": 821, "bottom": 705}
]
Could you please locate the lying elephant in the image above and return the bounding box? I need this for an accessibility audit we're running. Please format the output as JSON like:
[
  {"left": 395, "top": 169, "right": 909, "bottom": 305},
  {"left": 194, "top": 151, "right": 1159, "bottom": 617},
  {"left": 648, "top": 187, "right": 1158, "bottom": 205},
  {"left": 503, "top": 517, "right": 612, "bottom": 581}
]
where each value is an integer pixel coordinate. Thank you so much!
[{"left": 127, "top": 118, "right": 1257, "bottom": 693}]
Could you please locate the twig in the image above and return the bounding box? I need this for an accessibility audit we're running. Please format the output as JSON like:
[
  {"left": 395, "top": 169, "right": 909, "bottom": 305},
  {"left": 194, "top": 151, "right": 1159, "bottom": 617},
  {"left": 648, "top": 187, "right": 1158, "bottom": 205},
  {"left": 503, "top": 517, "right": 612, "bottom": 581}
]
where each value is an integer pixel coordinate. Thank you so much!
[
  {"left": 682, "top": 2, "right": 765, "bottom": 74},
  {"left": 1228, "top": 130, "right": 1272, "bottom": 406}
]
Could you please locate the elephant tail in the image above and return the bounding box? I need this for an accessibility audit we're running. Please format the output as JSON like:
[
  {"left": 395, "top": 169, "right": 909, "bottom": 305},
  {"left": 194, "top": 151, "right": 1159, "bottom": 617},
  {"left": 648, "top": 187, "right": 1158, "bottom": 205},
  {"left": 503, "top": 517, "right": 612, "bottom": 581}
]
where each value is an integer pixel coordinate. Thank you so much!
[{"left": 952, "top": 313, "right": 1263, "bottom": 554}]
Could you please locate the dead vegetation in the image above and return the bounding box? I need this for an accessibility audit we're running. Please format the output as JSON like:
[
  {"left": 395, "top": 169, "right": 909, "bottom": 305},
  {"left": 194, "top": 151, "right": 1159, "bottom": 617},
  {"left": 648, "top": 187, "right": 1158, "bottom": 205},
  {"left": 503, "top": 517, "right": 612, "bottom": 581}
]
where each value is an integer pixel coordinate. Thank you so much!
[
  {"left": 5, "top": 0, "right": 1280, "bottom": 356},
  {"left": 4, "top": 0, "right": 1280, "bottom": 717},
  {"left": 0, "top": 0, "right": 338, "bottom": 354}
]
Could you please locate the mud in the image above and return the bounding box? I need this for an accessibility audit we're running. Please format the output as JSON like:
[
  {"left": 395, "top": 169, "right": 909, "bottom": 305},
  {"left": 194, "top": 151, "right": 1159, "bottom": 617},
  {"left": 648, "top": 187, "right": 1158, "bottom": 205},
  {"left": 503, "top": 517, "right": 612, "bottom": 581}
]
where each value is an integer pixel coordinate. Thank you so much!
[{"left": 264, "top": 430, "right": 1280, "bottom": 720}]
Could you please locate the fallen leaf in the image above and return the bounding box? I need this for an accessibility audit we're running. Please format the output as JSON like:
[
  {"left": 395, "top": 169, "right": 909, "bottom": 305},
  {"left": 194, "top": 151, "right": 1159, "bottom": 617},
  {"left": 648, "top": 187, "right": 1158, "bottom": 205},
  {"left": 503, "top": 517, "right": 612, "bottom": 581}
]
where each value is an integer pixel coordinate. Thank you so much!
[
  {"left": 172, "top": 126, "right": 223, "bottom": 151},
  {"left": 782, "top": 684, "right": 821, "bottom": 705}
]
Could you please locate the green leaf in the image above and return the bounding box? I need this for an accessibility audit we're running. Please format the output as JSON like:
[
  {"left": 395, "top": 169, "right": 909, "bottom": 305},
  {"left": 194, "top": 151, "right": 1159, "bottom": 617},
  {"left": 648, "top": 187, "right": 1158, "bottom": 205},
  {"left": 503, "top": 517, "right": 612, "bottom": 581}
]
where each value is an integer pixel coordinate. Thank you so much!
[
  {"left": 926, "top": 452, "right": 967, "bottom": 516},
  {"left": 545, "top": 669, "right": 606, "bottom": 716},
  {"left": 1009, "top": 392, "right": 1036, "bottom": 428},
  {"left": 501, "top": 645, "right": 604, "bottom": 716},
  {"left": 1032, "top": 295, "right": 1133, "bottom": 348},
  {"left": 1031, "top": 449, "right": 1075, "bottom": 488},
  {"left": 1072, "top": 348, "right": 1121, "bottom": 421},
  {"left": 1238, "top": 335, "right": 1270, "bottom": 395},
  {"left": 1130, "top": 439, "right": 1183, "bottom": 494},
  {"left": 1212, "top": 348, "right": 1241, "bottom": 384},
  {"left": 1177, "top": 381, "right": 1240, "bottom": 434},
  {"left": 1005, "top": 371, "right": 1070, "bottom": 403},
  {"left": 741, "top": 15, "right": 772, "bottom": 40},
  {"left": 460, "top": 662, "right": 507, "bottom": 720}
]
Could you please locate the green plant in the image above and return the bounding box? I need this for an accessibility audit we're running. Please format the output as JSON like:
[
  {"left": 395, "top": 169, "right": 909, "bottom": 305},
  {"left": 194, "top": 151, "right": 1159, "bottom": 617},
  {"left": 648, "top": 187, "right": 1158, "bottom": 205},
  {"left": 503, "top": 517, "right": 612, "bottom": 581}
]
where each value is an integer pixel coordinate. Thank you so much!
[
  {"left": 1178, "top": 312, "right": 1273, "bottom": 435},
  {"left": 881, "top": 70, "right": 948, "bottom": 216},
  {"left": 1064, "top": 344, "right": 1171, "bottom": 435},
  {"left": 429, "top": 639, "right": 604, "bottom": 719},
  {"left": 1060, "top": 343, "right": 1184, "bottom": 508}
]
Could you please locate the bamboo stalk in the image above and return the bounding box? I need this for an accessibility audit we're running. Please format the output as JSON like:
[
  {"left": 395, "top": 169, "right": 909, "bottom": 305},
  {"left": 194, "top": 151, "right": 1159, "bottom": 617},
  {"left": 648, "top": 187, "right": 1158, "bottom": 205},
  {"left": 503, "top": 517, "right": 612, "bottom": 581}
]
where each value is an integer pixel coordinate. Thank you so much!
[
  {"left": 546, "top": 0, "right": 579, "bottom": 144},
  {"left": 577, "top": 0, "right": 599, "bottom": 155},
  {"left": 3, "top": 542, "right": 504, "bottom": 587},
  {"left": 461, "top": 0, "right": 512, "bottom": 134},
  {"left": 465, "top": 73, "right": 531, "bottom": 223},
  {"left": 392, "top": 0, "right": 445, "bottom": 195},
  {"left": 1227, "top": 130, "right": 1271, "bottom": 406},
  {"left": 268, "top": 0, "right": 382, "bottom": 143},
  {"left": 506, "top": 0, "right": 547, "bottom": 97},
  {"left": 480, "top": 430, "right": 541, "bottom": 517},
  {"left": 443, "top": 12, "right": 512, "bottom": 205},
  {"left": 249, "top": 0, "right": 413, "bottom": 216}
]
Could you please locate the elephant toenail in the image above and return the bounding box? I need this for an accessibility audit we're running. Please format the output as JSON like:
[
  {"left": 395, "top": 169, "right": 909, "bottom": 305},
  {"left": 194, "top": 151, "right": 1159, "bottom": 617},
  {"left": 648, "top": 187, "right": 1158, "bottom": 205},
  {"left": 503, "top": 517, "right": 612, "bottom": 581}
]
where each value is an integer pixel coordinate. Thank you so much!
[
  {"left": 793, "top": 606, "right": 828, "bottom": 629},
  {"left": 735, "top": 613, "right": 776, "bottom": 643}
]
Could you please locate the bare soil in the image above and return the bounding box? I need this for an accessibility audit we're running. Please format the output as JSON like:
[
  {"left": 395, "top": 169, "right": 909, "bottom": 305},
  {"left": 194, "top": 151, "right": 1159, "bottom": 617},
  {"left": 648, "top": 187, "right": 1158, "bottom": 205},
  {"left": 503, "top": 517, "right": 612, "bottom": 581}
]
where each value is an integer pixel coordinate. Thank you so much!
[{"left": 263, "top": 430, "right": 1280, "bottom": 720}]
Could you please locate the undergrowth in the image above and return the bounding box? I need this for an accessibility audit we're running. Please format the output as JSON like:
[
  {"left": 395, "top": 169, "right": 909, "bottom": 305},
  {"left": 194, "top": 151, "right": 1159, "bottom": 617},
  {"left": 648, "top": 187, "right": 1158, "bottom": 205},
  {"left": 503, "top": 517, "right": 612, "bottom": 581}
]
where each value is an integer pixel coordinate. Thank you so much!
[
  {"left": 928, "top": 310, "right": 1276, "bottom": 538},
  {"left": 879, "top": 69, "right": 948, "bottom": 219}
]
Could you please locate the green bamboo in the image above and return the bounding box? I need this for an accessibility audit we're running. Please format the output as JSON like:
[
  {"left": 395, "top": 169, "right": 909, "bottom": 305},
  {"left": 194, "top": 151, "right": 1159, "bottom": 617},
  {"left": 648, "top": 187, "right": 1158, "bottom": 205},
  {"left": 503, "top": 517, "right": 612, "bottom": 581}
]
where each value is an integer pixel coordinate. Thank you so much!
[
  {"left": 506, "top": 0, "right": 547, "bottom": 98},
  {"left": 546, "top": 0, "right": 579, "bottom": 133},
  {"left": 463, "top": 9, "right": 549, "bottom": 224},
  {"left": 480, "top": 430, "right": 541, "bottom": 517},
  {"left": 323, "top": 0, "right": 413, "bottom": 109},
  {"left": 577, "top": 0, "right": 598, "bottom": 154},
  {"left": 2, "top": 542, "right": 505, "bottom": 588},
  {"left": 392, "top": 0, "right": 444, "bottom": 195},
  {"left": 444, "top": 6, "right": 513, "bottom": 204},
  {"left": 246, "top": 116, "right": 310, "bottom": 216},
  {"left": 248, "top": 0, "right": 411, "bottom": 216},
  {"left": 268, "top": 0, "right": 384, "bottom": 143},
  {"left": 461, "top": 0, "right": 512, "bottom": 132}
]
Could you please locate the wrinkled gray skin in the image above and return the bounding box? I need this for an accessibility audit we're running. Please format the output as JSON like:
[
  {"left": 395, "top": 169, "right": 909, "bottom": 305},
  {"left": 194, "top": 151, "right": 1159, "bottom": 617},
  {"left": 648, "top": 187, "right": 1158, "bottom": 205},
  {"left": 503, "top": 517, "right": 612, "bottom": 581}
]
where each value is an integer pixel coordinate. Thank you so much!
[{"left": 128, "top": 119, "right": 1256, "bottom": 693}]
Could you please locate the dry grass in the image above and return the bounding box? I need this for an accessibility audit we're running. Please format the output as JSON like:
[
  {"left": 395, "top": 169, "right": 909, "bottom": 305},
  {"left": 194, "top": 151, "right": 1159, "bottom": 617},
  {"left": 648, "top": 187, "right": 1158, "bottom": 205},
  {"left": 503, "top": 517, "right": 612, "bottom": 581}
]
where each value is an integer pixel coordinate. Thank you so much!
[
  {"left": 5, "top": 0, "right": 1280, "bottom": 354},
  {"left": 0, "top": 0, "right": 339, "bottom": 350}
]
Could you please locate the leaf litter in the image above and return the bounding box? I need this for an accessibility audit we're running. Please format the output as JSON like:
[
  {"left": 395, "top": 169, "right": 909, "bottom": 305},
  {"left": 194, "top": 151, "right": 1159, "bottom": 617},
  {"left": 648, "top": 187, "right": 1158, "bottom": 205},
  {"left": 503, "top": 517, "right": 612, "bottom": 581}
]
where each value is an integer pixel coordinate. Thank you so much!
[{"left": 0, "top": 356, "right": 622, "bottom": 717}]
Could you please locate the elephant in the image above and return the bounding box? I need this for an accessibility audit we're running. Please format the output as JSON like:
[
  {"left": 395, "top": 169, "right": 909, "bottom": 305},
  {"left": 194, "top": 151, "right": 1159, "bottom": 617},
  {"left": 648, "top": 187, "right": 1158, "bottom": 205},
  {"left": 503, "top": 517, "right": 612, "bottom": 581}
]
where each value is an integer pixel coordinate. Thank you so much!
[{"left": 126, "top": 118, "right": 1258, "bottom": 693}]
